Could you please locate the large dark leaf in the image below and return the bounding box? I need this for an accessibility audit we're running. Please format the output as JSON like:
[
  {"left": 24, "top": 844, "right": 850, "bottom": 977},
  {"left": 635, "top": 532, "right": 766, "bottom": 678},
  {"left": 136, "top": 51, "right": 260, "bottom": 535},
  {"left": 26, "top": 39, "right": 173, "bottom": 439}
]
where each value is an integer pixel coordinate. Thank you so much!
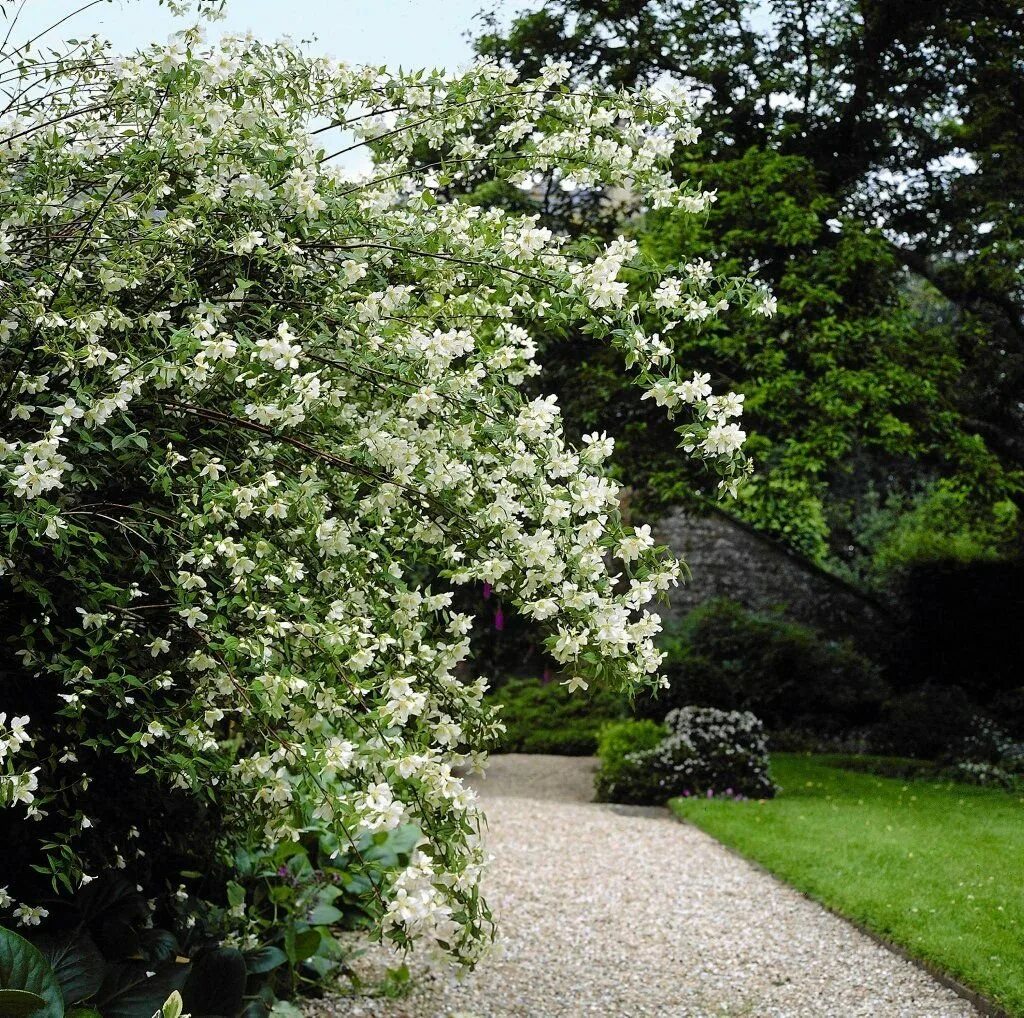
[
  {"left": 240, "top": 947, "right": 286, "bottom": 976},
  {"left": 0, "top": 928, "right": 63, "bottom": 1018},
  {"left": 34, "top": 930, "right": 104, "bottom": 1005},
  {"left": 74, "top": 876, "right": 148, "bottom": 930},
  {"left": 0, "top": 988, "right": 47, "bottom": 1017},
  {"left": 139, "top": 929, "right": 179, "bottom": 965},
  {"left": 181, "top": 948, "right": 246, "bottom": 1018},
  {"left": 94, "top": 960, "right": 189, "bottom": 1018},
  {"left": 239, "top": 1000, "right": 271, "bottom": 1018}
]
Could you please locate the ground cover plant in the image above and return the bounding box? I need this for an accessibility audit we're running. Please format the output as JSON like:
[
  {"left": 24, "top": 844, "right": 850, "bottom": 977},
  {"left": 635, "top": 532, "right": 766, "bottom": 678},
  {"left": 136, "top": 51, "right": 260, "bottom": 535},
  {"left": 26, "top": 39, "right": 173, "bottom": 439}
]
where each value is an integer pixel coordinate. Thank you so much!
[
  {"left": 672, "top": 754, "right": 1024, "bottom": 1015},
  {"left": 0, "top": 0, "right": 772, "bottom": 996}
]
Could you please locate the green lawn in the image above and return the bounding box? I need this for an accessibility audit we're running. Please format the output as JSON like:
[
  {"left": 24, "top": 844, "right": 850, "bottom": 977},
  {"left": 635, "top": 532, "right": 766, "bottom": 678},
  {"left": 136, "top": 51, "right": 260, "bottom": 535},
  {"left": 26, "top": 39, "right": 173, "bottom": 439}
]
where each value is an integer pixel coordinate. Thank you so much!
[{"left": 671, "top": 754, "right": 1024, "bottom": 1015}]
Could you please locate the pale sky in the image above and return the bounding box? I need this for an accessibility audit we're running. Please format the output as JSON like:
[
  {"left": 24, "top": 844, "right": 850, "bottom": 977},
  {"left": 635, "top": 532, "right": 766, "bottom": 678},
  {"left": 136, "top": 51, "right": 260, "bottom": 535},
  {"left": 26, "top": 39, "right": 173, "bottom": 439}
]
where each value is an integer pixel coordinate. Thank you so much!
[{"left": 4, "top": 0, "right": 524, "bottom": 69}]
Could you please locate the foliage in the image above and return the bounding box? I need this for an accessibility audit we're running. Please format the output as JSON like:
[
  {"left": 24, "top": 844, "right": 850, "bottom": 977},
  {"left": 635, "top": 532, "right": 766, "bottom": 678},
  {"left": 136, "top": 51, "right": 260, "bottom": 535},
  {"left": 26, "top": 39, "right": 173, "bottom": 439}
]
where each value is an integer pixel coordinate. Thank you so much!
[
  {"left": 637, "top": 599, "right": 886, "bottom": 736},
  {"left": 0, "top": 876, "right": 204, "bottom": 1018},
  {"left": 592, "top": 718, "right": 665, "bottom": 800},
  {"left": 672, "top": 755, "right": 1024, "bottom": 1016},
  {"left": 0, "top": 820, "right": 419, "bottom": 1017},
  {"left": 885, "top": 557, "right": 1024, "bottom": 728},
  {"left": 183, "top": 824, "right": 418, "bottom": 1004},
  {"left": 486, "top": 677, "right": 629, "bottom": 756},
  {"left": 870, "top": 685, "right": 978, "bottom": 761},
  {"left": 945, "top": 718, "right": 1024, "bottom": 791},
  {"left": 473, "top": 0, "right": 1024, "bottom": 570},
  {"left": 0, "top": 1, "right": 772, "bottom": 965},
  {"left": 841, "top": 479, "right": 1022, "bottom": 586},
  {"left": 0, "top": 926, "right": 63, "bottom": 1018},
  {"left": 594, "top": 706, "right": 775, "bottom": 805},
  {"left": 816, "top": 754, "right": 939, "bottom": 781}
]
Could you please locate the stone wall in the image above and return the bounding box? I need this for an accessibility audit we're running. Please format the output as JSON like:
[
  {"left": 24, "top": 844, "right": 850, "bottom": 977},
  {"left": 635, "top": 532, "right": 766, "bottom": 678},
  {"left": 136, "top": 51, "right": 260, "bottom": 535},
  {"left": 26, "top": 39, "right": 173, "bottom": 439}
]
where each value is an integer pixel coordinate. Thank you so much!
[{"left": 653, "top": 507, "right": 889, "bottom": 650}]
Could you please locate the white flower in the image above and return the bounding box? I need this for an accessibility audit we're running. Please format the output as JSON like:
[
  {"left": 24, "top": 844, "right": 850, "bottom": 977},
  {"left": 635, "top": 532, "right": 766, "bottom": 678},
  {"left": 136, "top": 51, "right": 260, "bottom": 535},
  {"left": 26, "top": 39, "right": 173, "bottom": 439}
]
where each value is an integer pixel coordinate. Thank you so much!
[
  {"left": 702, "top": 423, "right": 747, "bottom": 456},
  {"left": 13, "top": 904, "right": 49, "bottom": 927}
]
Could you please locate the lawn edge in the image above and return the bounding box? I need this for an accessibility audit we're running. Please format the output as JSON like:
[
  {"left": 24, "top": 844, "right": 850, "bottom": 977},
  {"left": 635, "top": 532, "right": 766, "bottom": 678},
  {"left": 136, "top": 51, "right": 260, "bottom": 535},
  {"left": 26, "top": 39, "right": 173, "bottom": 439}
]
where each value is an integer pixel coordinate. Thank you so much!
[{"left": 669, "top": 806, "right": 1012, "bottom": 1018}]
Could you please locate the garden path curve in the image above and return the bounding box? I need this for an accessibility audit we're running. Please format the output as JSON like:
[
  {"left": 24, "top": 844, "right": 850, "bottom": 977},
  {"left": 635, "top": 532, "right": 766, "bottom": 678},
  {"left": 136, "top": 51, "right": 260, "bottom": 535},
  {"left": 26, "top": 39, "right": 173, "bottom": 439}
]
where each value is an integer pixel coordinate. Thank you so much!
[{"left": 308, "top": 754, "right": 979, "bottom": 1018}]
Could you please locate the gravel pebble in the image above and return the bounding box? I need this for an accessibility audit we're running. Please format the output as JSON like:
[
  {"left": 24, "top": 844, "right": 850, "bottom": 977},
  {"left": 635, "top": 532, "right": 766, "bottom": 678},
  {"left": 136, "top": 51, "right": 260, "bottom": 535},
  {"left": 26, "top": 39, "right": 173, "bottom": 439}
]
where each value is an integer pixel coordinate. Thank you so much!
[{"left": 306, "top": 754, "right": 979, "bottom": 1018}]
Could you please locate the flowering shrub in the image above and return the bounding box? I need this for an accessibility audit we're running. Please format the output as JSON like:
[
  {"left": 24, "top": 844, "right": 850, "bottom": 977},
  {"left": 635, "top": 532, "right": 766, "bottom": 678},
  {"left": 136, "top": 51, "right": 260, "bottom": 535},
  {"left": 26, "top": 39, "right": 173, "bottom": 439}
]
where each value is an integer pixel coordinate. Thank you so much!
[
  {"left": 0, "top": 1, "right": 772, "bottom": 963},
  {"left": 946, "top": 717, "right": 1024, "bottom": 790},
  {"left": 595, "top": 706, "right": 775, "bottom": 805}
]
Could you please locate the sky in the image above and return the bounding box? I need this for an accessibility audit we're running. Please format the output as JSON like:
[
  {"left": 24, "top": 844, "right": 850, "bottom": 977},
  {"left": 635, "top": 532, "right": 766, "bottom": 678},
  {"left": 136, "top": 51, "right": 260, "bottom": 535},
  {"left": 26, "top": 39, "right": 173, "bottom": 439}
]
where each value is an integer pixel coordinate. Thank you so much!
[{"left": 4, "top": 0, "right": 525, "bottom": 69}]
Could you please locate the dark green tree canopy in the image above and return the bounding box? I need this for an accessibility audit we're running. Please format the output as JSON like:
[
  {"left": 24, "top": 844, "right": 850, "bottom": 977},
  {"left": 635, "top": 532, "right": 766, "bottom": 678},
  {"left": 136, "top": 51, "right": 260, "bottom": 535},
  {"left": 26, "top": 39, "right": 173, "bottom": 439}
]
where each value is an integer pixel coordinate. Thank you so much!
[{"left": 474, "top": 0, "right": 1023, "bottom": 573}]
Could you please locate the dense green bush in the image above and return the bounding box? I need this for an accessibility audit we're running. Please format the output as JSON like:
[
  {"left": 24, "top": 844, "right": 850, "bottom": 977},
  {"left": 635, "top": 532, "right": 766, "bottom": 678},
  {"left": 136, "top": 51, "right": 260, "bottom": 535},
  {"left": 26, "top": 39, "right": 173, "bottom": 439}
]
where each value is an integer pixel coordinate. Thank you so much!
[
  {"left": 871, "top": 685, "right": 979, "bottom": 760},
  {"left": 593, "top": 719, "right": 666, "bottom": 801},
  {"left": 637, "top": 599, "right": 886, "bottom": 736},
  {"left": 487, "top": 678, "right": 629, "bottom": 755},
  {"left": 594, "top": 706, "right": 775, "bottom": 805},
  {"left": 0, "top": 824, "right": 419, "bottom": 1017},
  {"left": 887, "top": 558, "right": 1024, "bottom": 732},
  {"left": 870, "top": 687, "right": 1024, "bottom": 784}
]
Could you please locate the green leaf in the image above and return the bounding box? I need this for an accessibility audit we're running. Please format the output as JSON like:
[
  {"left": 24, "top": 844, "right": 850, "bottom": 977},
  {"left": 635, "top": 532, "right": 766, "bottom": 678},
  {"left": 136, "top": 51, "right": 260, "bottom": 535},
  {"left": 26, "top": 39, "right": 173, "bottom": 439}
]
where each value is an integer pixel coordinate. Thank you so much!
[
  {"left": 94, "top": 961, "right": 189, "bottom": 1018},
  {"left": 0, "top": 928, "right": 63, "bottom": 1018},
  {"left": 306, "top": 904, "right": 342, "bottom": 926},
  {"left": 159, "top": 990, "right": 184, "bottom": 1018},
  {"left": 0, "top": 989, "right": 47, "bottom": 1017},
  {"left": 34, "top": 930, "right": 104, "bottom": 1005},
  {"left": 181, "top": 947, "right": 245, "bottom": 1018},
  {"left": 138, "top": 929, "right": 179, "bottom": 965},
  {"left": 292, "top": 930, "right": 320, "bottom": 963},
  {"left": 268, "top": 1002, "right": 304, "bottom": 1018},
  {"left": 226, "top": 882, "right": 245, "bottom": 909},
  {"left": 241, "top": 947, "right": 287, "bottom": 976}
]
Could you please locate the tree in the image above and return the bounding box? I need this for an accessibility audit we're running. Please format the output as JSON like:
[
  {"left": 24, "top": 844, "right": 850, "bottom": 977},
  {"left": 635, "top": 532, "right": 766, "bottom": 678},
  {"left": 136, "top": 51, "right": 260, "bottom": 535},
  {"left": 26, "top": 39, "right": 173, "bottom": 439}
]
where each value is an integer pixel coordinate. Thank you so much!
[
  {"left": 0, "top": 3, "right": 767, "bottom": 960},
  {"left": 474, "top": 0, "right": 1023, "bottom": 569}
]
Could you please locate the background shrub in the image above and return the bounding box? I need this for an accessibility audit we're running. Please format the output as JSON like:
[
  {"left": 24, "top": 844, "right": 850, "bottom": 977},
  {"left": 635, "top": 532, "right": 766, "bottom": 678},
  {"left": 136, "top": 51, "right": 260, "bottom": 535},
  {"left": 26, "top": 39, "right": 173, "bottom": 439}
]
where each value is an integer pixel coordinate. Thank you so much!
[
  {"left": 486, "top": 677, "right": 629, "bottom": 755},
  {"left": 637, "top": 600, "right": 887, "bottom": 736},
  {"left": 593, "top": 719, "right": 665, "bottom": 801},
  {"left": 595, "top": 706, "right": 776, "bottom": 805},
  {"left": 870, "top": 685, "right": 978, "bottom": 760},
  {"left": 887, "top": 558, "right": 1024, "bottom": 733}
]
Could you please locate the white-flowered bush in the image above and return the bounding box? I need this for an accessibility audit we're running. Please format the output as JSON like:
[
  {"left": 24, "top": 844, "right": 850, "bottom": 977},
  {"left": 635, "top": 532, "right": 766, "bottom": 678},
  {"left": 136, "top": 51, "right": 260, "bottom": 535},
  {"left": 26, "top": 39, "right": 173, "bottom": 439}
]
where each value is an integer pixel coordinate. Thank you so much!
[
  {"left": 595, "top": 707, "right": 776, "bottom": 805},
  {"left": 0, "top": 1, "right": 772, "bottom": 962}
]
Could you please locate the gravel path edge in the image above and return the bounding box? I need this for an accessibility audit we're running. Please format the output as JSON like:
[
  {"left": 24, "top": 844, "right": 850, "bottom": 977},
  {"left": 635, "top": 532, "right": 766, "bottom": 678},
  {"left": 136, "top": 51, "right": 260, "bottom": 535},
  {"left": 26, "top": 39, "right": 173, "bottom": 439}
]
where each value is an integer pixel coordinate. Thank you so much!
[{"left": 671, "top": 814, "right": 1003, "bottom": 1018}]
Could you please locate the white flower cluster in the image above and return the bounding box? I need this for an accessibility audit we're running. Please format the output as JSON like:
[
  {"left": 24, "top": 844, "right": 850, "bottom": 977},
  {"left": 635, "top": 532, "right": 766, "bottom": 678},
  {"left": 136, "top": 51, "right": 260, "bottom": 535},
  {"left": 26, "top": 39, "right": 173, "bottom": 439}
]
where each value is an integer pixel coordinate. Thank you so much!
[
  {"left": 601, "top": 706, "right": 775, "bottom": 804},
  {"left": 0, "top": 713, "right": 37, "bottom": 809},
  {"left": 0, "top": 7, "right": 771, "bottom": 961}
]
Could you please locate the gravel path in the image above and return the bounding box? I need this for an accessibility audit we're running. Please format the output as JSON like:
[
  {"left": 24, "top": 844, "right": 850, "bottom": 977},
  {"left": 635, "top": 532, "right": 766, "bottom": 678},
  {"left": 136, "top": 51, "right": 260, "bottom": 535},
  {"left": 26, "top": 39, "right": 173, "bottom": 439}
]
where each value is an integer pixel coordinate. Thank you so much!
[{"left": 308, "top": 754, "right": 979, "bottom": 1018}]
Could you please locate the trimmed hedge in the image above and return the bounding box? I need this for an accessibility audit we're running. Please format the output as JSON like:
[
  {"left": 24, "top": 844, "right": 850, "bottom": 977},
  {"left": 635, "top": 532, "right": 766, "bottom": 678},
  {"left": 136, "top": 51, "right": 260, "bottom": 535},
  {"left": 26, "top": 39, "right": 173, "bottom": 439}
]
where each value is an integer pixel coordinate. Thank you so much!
[{"left": 487, "top": 676, "right": 629, "bottom": 755}]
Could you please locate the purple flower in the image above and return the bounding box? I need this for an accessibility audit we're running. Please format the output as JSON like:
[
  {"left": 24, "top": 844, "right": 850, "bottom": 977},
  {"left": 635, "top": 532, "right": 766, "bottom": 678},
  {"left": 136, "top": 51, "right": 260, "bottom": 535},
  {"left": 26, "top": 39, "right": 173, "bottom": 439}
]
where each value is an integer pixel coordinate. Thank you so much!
[
  {"left": 706, "top": 788, "right": 714, "bottom": 799},
  {"left": 494, "top": 606, "right": 504, "bottom": 631},
  {"left": 482, "top": 582, "right": 492, "bottom": 601}
]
